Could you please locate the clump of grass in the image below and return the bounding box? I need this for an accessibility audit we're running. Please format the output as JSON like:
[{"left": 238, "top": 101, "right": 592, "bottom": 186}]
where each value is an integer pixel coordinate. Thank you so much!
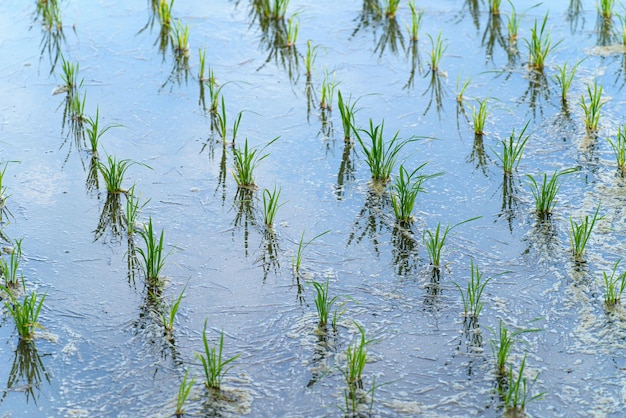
[
  {"left": 490, "top": 320, "right": 515, "bottom": 375},
  {"left": 159, "top": 283, "right": 187, "bottom": 334},
  {"left": 175, "top": 370, "right": 194, "bottom": 416},
  {"left": 304, "top": 40, "right": 320, "bottom": 79},
  {"left": 158, "top": 0, "right": 174, "bottom": 27},
  {"left": 454, "top": 260, "right": 491, "bottom": 319},
  {"left": 85, "top": 108, "right": 117, "bottom": 157},
  {"left": 489, "top": 0, "right": 502, "bottom": 15},
  {"left": 70, "top": 91, "right": 87, "bottom": 122},
  {"left": 262, "top": 186, "right": 282, "bottom": 229},
  {"left": 407, "top": 1, "right": 423, "bottom": 42},
  {"left": 526, "top": 169, "right": 577, "bottom": 219},
  {"left": 292, "top": 230, "right": 329, "bottom": 276},
  {"left": 354, "top": 119, "right": 412, "bottom": 186},
  {"left": 198, "top": 48, "right": 207, "bottom": 81},
  {"left": 59, "top": 55, "right": 83, "bottom": 93},
  {"left": 312, "top": 279, "right": 338, "bottom": 329},
  {"left": 195, "top": 319, "right": 239, "bottom": 390},
  {"left": 97, "top": 155, "right": 138, "bottom": 194},
  {"left": 598, "top": 0, "right": 615, "bottom": 19},
  {"left": 136, "top": 217, "right": 168, "bottom": 281},
  {"left": 569, "top": 205, "right": 603, "bottom": 263},
  {"left": 2, "top": 290, "right": 46, "bottom": 341},
  {"left": 171, "top": 20, "right": 190, "bottom": 57},
  {"left": 384, "top": 0, "right": 401, "bottom": 18},
  {"left": 580, "top": 80, "right": 604, "bottom": 132},
  {"left": 337, "top": 90, "right": 358, "bottom": 142},
  {"left": 618, "top": 14, "right": 626, "bottom": 45},
  {"left": 492, "top": 122, "right": 530, "bottom": 174},
  {"left": 260, "top": 0, "right": 290, "bottom": 20},
  {"left": 607, "top": 125, "right": 626, "bottom": 176},
  {"left": 423, "top": 217, "right": 479, "bottom": 270},
  {"left": 604, "top": 259, "right": 626, "bottom": 306},
  {"left": 341, "top": 322, "right": 376, "bottom": 415},
  {"left": 232, "top": 137, "right": 278, "bottom": 189},
  {"left": 501, "top": 355, "right": 544, "bottom": 414},
  {"left": 506, "top": 2, "right": 520, "bottom": 42},
  {"left": 525, "top": 13, "right": 559, "bottom": 71},
  {"left": 320, "top": 69, "right": 338, "bottom": 111},
  {"left": 285, "top": 14, "right": 299, "bottom": 47},
  {"left": 456, "top": 76, "right": 471, "bottom": 104},
  {"left": 125, "top": 187, "right": 148, "bottom": 237},
  {"left": 427, "top": 32, "right": 447, "bottom": 72},
  {"left": 391, "top": 163, "right": 441, "bottom": 223},
  {"left": 553, "top": 62, "right": 579, "bottom": 103},
  {"left": 1, "top": 238, "right": 24, "bottom": 287},
  {"left": 471, "top": 99, "right": 488, "bottom": 135}
]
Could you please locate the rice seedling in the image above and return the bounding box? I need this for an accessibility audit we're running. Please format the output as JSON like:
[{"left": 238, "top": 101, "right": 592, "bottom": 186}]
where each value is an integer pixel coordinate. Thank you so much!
[
  {"left": 337, "top": 90, "right": 359, "bottom": 142},
  {"left": 525, "top": 13, "right": 559, "bottom": 71},
  {"left": 579, "top": 80, "right": 604, "bottom": 132},
  {"left": 471, "top": 99, "right": 488, "bottom": 135},
  {"left": 604, "top": 259, "right": 626, "bottom": 305},
  {"left": 216, "top": 96, "right": 228, "bottom": 142},
  {"left": 1, "top": 238, "right": 24, "bottom": 288},
  {"left": 490, "top": 320, "right": 515, "bottom": 375},
  {"left": 158, "top": 0, "right": 174, "bottom": 27},
  {"left": 456, "top": 76, "right": 471, "bottom": 104},
  {"left": 285, "top": 14, "right": 299, "bottom": 47},
  {"left": 384, "top": 0, "right": 401, "bottom": 18},
  {"left": 391, "top": 163, "right": 442, "bottom": 223},
  {"left": 292, "top": 230, "right": 330, "bottom": 276},
  {"left": 85, "top": 108, "right": 117, "bottom": 157},
  {"left": 260, "top": 0, "right": 290, "bottom": 20},
  {"left": 506, "top": 1, "right": 520, "bottom": 42},
  {"left": 407, "top": 1, "right": 423, "bottom": 42},
  {"left": 427, "top": 32, "right": 447, "bottom": 72},
  {"left": 501, "top": 355, "right": 544, "bottom": 414},
  {"left": 0, "top": 163, "right": 12, "bottom": 219},
  {"left": 175, "top": 370, "right": 194, "bottom": 416},
  {"left": 59, "top": 55, "right": 83, "bottom": 93},
  {"left": 553, "top": 62, "right": 578, "bottom": 103},
  {"left": 70, "top": 90, "right": 87, "bottom": 122},
  {"left": 195, "top": 319, "right": 239, "bottom": 390},
  {"left": 304, "top": 40, "right": 320, "bottom": 78},
  {"left": 37, "top": 0, "right": 63, "bottom": 31},
  {"left": 618, "top": 14, "right": 626, "bottom": 45},
  {"left": 526, "top": 168, "right": 577, "bottom": 219},
  {"left": 97, "top": 155, "right": 139, "bottom": 194},
  {"left": 569, "top": 205, "right": 603, "bottom": 263},
  {"left": 454, "top": 260, "right": 491, "bottom": 318},
  {"left": 343, "top": 322, "right": 371, "bottom": 388},
  {"left": 231, "top": 137, "right": 278, "bottom": 189},
  {"left": 492, "top": 121, "right": 530, "bottom": 174},
  {"left": 171, "top": 20, "right": 190, "bottom": 57},
  {"left": 159, "top": 283, "right": 186, "bottom": 334},
  {"left": 198, "top": 48, "right": 207, "bottom": 81},
  {"left": 311, "top": 278, "right": 338, "bottom": 328},
  {"left": 423, "top": 217, "right": 479, "bottom": 270},
  {"left": 598, "top": 0, "right": 615, "bottom": 19},
  {"left": 354, "top": 119, "right": 412, "bottom": 185},
  {"left": 2, "top": 290, "right": 46, "bottom": 341},
  {"left": 607, "top": 125, "right": 626, "bottom": 176},
  {"left": 125, "top": 186, "right": 149, "bottom": 237},
  {"left": 262, "top": 186, "right": 282, "bottom": 228},
  {"left": 136, "top": 217, "right": 168, "bottom": 281},
  {"left": 320, "top": 69, "right": 338, "bottom": 111},
  {"left": 489, "top": 0, "right": 502, "bottom": 15}
]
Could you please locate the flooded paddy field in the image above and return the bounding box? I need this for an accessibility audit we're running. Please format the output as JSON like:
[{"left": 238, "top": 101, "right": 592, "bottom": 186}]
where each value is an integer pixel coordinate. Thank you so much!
[{"left": 1, "top": 0, "right": 626, "bottom": 416}]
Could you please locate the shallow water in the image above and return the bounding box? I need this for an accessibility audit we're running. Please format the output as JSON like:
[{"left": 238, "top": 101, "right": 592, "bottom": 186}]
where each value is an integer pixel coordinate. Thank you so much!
[{"left": 1, "top": 0, "right": 626, "bottom": 416}]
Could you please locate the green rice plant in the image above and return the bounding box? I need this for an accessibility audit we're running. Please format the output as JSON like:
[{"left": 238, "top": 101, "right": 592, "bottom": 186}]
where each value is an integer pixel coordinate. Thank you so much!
[
  {"left": 1, "top": 238, "right": 24, "bottom": 287},
  {"left": 579, "top": 80, "right": 604, "bottom": 132},
  {"left": 569, "top": 205, "right": 603, "bottom": 262},
  {"left": 312, "top": 278, "right": 338, "bottom": 328},
  {"left": 354, "top": 119, "right": 412, "bottom": 185},
  {"left": 70, "top": 91, "right": 87, "bottom": 122},
  {"left": 2, "top": 290, "right": 46, "bottom": 341},
  {"left": 260, "top": 0, "right": 290, "bottom": 20},
  {"left": 343, "top": 322, "right": 370, "bottom": 387},
  {"left": 320, "top": 69, "right": 338, "bottom": 110},
  {"left": 506, "top": 1, "right": 520, "bottom": 42},
  {"left": 427, "top": 32, "right": 447, "bottom": 72},
  {"left": 216, "top": 96, "right": 228, "bottom": 141},
  {"left": 489, "top": 0, "right": 502, "bottom": 15},
  {"left": 526, "top": 168, "right": 577, "bottom": 219},
  {"left": 391, "top": 163, "right": 441, "bottom": 223},
  {"left": 492, "top": 121, "right": 530, "bottom": 174},
  {"left": 159, "top": 283, "right": 187, "bottom": 333},
  {"left": 0, "top": 163, "right": 9, "bottom": 212},
  {"left": 231, "top": 137, "right": 278, "bottom": 189},
  {"left": 85, "top": 108, "right": 117, "bottom": 156},
  {"left": 285, "top": 14, "right": 299, "bottom": 47},
  {"left": 337, "top": 90, "right": 359, "bottom": 142},
  {"left": 232, "top": 111, "right": 243, "bottom": 145},
  {"left": 524, "top": 13, "right": 559, "bottom": 71},
  {"left": 456, "top": 76, "right": 471, "bottom": 104},
  {"left": 262, "top": 186, "right": 282, "bottom": 228},
  {"left": 304, "top": 40, "right": 320, "bottom": 78},
  {"left": 175, "top": 370, "right": 194, "bottom": 416},
  {"left": 198, "top": 48, "right": 207, "bottom": 81},
  {"left": 125, "top": 186, "right": 149, "bottom": 237},
  {"left": 607, "top": 125, "right": 626, "bottom": 176},
  {"left": 205, "top": 69, "right": 223, "bottom": 114},
  {"left": 59, "top": 55, "right": 83, "bottom": 93},
  {"left": 158, "top": 0, "right": 174, "bottom": 27},
  {"left": 37, "top": 0, "right": 63, "bottom": 31},
  {"left": 471, "top": 98, "right": 488, "bottom": 135},
  {"left": 292, "top": 230, "right": 330, "bottom": 276},
  {"left": 618, "top": 14, "right": 626, "bottom": 45},
  {"left": 490, "top": 320, "right": 515, "bottom": 375},
  {"left": 454, "top": 260, "right": 491, "bottom": 318},
  {"left": 97, "top": 155, "right": 138, "bottom": 194},
  {"left": 171, "top": 20, "right": 190, "bottom": 57},
  {"left": 195, "top": 319, "right": 239, "bottom": 390},
  {"left": 598, "top": 0, "right": 615, "bottom": 19},
  {"left": 553, "top": 62, "right": 579, "bottom": 103},
  {"left": 136, "top": 217, "right": 168, "bottom": 281},
  {"left": 604, "top": 259, "right": 626, "bottom": 305},
  {"left": 384, "top": 0, "right": 401, "bottom": 18},
  {"left": 501, "top": 355, "right": 544, "bottom": 414},
  {"left": 423, "top": 217, "right": 478, "bottom": 269},
  {"left": 407, "top": 1, "right": 423, "bottom": 41}
]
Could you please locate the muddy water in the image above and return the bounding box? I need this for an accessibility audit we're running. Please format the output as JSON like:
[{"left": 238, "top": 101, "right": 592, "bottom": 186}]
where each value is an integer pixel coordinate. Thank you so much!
[{"left": 1, "top": 0, "right": 626, "bottom": 416}]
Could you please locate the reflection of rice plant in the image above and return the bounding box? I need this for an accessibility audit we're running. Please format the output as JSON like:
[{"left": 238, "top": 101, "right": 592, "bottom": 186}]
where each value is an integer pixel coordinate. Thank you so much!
[
  {"left": 1, "top": 239, "right": 24, "bottom": 287},
  {"left": 292, "top": 230, "right": 329, "bottom": 276},
  {"left": 158, "top": 0, "right": 174, "bottom": 27},
  {"left": 580, "top": 80, "right": 604, "bottom": 132},
  {"left": 598, "top": 0, "right": 615, "bottom": 19},
  {"left": 407, "top": 1, "right": 423, "bottom": 41},
  {"left": 175, "top": 370, "right": 194, "bottom": 416},
  {"left": 471, "top": 99, "right": 488, "bottom": 135},
  {"left": 320, "top": 69, "right": 338, "bottom": 110},
  {"left": 285, "top": 14, "right": 299, "bottom": 47},
  {"left": 337, "top": 91, "right": 358, "bottom": 142},
  {"left": 454, "top": 260, "right": 491, "bottom": 318},
  {"left": 501, "top": 355, "right": 544, "bottom": 414},
  {"left": 262, "top": 186, "right": 282, "bottom": 228},
  {"left": 195, "top": 319, "right": 239, "bottom": 390},
  {"left": 604, "top": 259, "right": 626, "bottom": 306},
  {"left": 260, "top": 0, "right": 290, "bottom": 20},
  {"left": 97, "top": 156, "right": 137, "bottom": 194},
  {"left": 569, "top": 205, "right": 602, "bottom": 262},
  {"left": 2, "top": 290, "right": 46, "bottom": 341},
  {"left": 354, "top": 119, "right": 411, "bottom": 185},
  {"left": 312, "top": 279, "right": 338, "bottom": 328},
  {"left": 384, "top": 0, "right": 401, "bottom": 18},
  {"left": 391, "top": 163, "right": 440, "bottom": 223},
  {"left": 232, "top": 138, "right": 278, "bottom": 189},
  {"left": 525, "top": 13, "right": 558, "bottom": 71},
  {"left": 526, "top": 169, "right": 576, "bottom": 219},
  {"left": 427, "top": 32, "right": 447, "bottom": 72},
  {"left": 493, "top": 122, "right": 529, "bottom": 174},
  {"left": 488, "top": 0, "right": 501, "bottom": 15},
  {"left": 553, "top": 62, "right": 579, "bottom": 102},
  {"left": 171, "top": 20, "right": 190, "bottom": 56},
  {"left": 607, "top": 125, "right": 626, "bottom": 176},
  {"left": 136, "top": 217, "right": 168, "bottom": 281}
]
